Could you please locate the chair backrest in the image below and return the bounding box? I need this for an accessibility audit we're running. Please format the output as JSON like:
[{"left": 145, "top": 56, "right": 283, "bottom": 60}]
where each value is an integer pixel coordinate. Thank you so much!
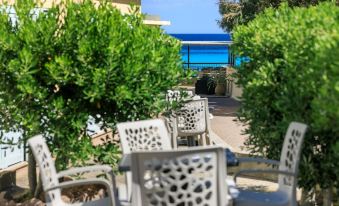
[
  {"left": 166, "top": 90, "right": 195, "bottom": 103},
  {"left": 176, "top": 98, "right": 209, "bottom": 136},
  {"left": 117, "top": 119, "right": 173, "bottom": 201},
  {"left": 28, "top": 135, "right": 61, "bottom": 204},
  {"left": 131, "top": 146, "right": 228, "bottom": 206},
  {"left": 165, "top": 90, "right": 202, "bottom": 147},
  {"left": 117, "top": 119, "right": 172, "bottom": 154},
  {"left": 278, "top": 122, "right": 308, "bottom": 202}
]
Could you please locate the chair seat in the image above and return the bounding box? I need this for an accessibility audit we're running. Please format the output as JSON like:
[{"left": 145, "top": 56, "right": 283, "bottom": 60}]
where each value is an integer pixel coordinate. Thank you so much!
[
  {"left": 233, "top": 189, "right": 290, "bottom": 206},
  {"left": 60, "top": 197, "right": 111, "bottom": 206},
  {"left": 60, "top": 197, "right": 130, "bottom": 206}
]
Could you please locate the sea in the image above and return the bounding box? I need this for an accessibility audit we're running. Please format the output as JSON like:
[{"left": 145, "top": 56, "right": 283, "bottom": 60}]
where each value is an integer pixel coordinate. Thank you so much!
[{"left": 170, "top": 33, "right": 239, "bottom": 69}]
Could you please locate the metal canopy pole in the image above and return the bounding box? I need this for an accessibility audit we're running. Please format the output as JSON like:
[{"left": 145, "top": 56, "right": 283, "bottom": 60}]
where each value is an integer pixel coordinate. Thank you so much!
[{"left": 187, "top": 45, "right": 190, "bottom": 69}]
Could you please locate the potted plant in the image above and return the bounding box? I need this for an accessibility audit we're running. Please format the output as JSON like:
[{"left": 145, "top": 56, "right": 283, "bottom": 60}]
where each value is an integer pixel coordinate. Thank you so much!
[
  {"left": 195, "top": 69, "right": 215, "bottom": 95},
  {"left": 208, "top": 68, "right": 228, "bottom": 96}
]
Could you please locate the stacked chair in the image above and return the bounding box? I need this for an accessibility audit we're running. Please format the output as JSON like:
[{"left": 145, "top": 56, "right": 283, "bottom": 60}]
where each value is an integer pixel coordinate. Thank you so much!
[
  {"left": 165, "top": 89, "right": 198, "bottom": 147},
  {"left": 173, "top": 98, "right": 210, "bottom": 147},
  {"left": 166, "top": 90, "right": 230, "bottom": 149}
]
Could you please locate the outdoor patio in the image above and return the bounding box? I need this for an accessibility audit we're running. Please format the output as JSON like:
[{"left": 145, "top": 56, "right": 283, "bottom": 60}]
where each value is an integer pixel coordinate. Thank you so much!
[
  {"left": 0, "top": 96, "right": 301, "bottom": 205},
  {"left": 0, "top": 0, "right": 337, "bottom": 205}
]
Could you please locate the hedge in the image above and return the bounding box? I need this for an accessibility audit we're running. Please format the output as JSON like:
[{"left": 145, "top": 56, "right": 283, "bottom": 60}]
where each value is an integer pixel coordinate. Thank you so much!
[
  {"left": 0, "top": 0, "right": 184, "bottom": 170},
  {"left": 232, "top": 2, "right": 339, "bottom": 191}
]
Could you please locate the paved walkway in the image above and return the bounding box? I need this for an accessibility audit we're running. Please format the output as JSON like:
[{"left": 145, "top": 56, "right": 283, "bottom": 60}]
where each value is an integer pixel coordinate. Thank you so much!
[
  {"left": 206, "top": 96, "right": 241, "bottom": 117},
  {"left": 207, "top": 96, "right": 249, "bottom": 154}
]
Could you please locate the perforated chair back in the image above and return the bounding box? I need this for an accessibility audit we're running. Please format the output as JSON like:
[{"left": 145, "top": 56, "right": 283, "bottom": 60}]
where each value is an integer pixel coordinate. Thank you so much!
[
  {"left": 166, "top": 90, "right": 194, "bottom": 103},
  {"left": 117, "top": 119, "right": 172, "bottom": 154},
  {"left": 117, "top": 119, "right": 172, "bottom": 202},
  {"left": 28, "top": 135, "right": 61, "bottom": 205},
  {"left": 176, "top": 98, "right": 209, "bottom": 136},
  {"left": 131, "top": 147, "right": 228, "bottom": 206},
  {"left": 278, "top": 122, "right": 308, "bottom": 203}
]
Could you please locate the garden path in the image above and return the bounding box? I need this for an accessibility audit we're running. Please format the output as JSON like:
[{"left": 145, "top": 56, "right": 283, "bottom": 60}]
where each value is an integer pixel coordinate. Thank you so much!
[{"left": 206, "top": 96, "right": 249, "bottom": 154}]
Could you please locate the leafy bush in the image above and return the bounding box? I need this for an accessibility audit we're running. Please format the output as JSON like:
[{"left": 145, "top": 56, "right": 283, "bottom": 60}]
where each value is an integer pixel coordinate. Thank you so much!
[
  {"left": 218, "top": 0, "right": 337, "bottom": 32},
  {"left": 232, "top": 2, "right": 339, "bottom": 191},
  {"left": 0, "top": 0, "right": 183, "bottom": 170}
]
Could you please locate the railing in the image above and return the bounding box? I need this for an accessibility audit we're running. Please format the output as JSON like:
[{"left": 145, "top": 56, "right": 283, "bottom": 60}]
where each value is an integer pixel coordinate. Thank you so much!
[
  {"left": 183, "top": 63, "right": 233, "bottom": 71},
  {"left": 181, "top": 41, "right": 235, "bottom": 70}
]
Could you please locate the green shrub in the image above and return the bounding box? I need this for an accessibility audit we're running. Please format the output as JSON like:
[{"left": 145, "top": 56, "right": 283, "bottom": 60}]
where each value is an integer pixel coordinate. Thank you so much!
[
  {"left": 233, "top": 2, "right": 339, "bottom": 191},
  {"left": 0, "top": 0, "right": 183, "bottom": 170}
]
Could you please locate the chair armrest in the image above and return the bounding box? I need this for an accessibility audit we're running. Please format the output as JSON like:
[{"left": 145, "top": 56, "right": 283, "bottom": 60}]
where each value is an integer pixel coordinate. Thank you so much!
[
  {"left": 234, "top": 169, "right": 296, "bottom": 182},
  {"left": 237, "top": 157, "right": 280, "bottom": 166},
  {"left": 57, "top": 165, "right": 114, "bottom": 180},
  {"left": 45, "top": 178, "right": 116, "bottom": 205}
]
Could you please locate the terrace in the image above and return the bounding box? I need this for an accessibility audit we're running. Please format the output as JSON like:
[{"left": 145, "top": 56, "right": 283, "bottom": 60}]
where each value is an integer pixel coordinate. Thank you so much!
[
  {"left": 0, "top": 0, "right": 338, "bottom": 206},
  {"left": 0, "top": 97, "right": 290, "bottom": 205}
]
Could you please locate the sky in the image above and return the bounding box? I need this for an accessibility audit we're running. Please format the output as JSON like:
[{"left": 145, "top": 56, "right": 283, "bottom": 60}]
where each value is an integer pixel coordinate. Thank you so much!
[{"left": 141, "top": 0, "right": 224, "bottom": 34}]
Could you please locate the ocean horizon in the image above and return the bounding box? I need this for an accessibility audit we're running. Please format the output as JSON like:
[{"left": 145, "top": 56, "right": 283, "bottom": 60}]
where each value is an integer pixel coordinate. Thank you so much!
[{"left": 170, "top": 33, "right": 234, "bottom": 69}]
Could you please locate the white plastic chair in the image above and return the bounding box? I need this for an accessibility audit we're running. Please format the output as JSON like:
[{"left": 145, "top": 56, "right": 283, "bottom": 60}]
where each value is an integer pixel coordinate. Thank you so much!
[
  {"left": 116, "top": 119, "right": 172, "bottom": 202},
  {"left": 232, "top": 122, "right": 308, "bottom": 206},
  {"left": 165, "top": 89, "right": 228, "bottom": 149},
  {"left": 117, "top": 119, "right": 172, "bottom": 154},
  {"left": 170, "top": 97, "right": 227, "bottom": 148},
  {"left": 165, "top": 90, "right": 201, "bottom": 148},
  {"left": 28, "top": 135, "right": 119, "bottom": 206},
  {"left": 174, "top": 98, "right": 210, "bottom": 146},
  {"left": 130, "top": 146, "right": 229, "bottom": 206}
]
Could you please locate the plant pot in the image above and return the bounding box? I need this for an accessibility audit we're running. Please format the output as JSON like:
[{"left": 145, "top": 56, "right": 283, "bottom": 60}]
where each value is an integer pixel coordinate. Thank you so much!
[
  {"left": 215, "top": 83, "right": 225, "bottom": 96},
  {"left": 195, "top": 76, "right": 215, "bottom": 95},
  {"left": 207, "top": 82, "right": 216, "bottom": 95}
]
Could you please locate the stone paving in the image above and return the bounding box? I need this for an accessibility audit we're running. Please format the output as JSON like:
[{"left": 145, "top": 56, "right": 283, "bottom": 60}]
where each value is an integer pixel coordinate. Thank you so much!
[
  {"left": 206, "top": 96, "right": 241, "bottom": 117},
  {"left": 207, "top": 96, "right": 249, "bottom": 154}
]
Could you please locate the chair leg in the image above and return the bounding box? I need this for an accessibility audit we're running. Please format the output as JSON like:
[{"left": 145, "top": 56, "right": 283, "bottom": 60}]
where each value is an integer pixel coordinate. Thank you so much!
[
  {"left": 172, "top": 134, "right": 178, "bottom": 149},
  {"left": 201, "top": 134, "right": 207, "bottom": 146},
  {"left": 206, "top": 133, "right": 211, "bottom": 145},
  {"left": 197, "top": 134, "right": 206, "bottom": 146},
  {"left": 198, "top": 134, "right": 203, "bottom": 146}
]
